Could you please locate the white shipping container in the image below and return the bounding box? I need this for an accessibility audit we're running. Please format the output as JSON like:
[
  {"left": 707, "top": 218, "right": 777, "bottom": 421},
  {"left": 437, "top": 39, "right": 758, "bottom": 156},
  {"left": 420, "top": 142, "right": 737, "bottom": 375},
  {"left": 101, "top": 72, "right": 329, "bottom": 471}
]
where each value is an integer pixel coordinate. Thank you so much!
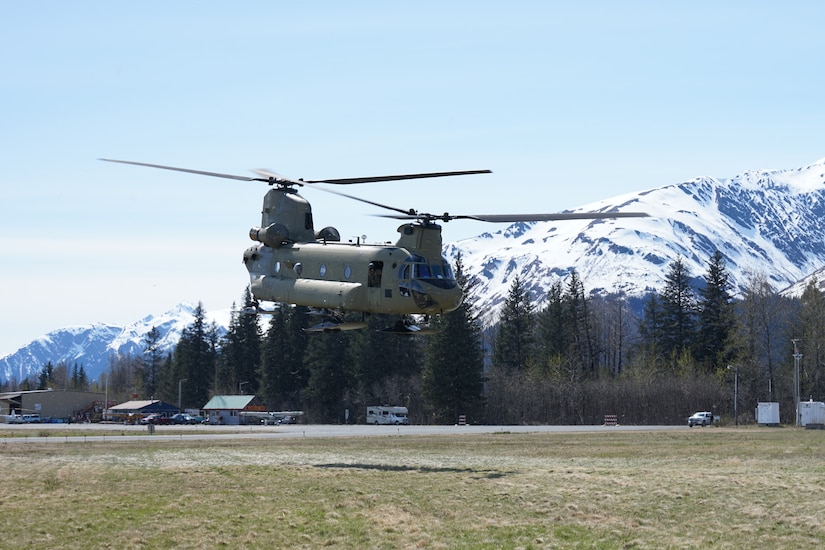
[
  {"left": 797, "top": 400, "right": 825, "bottom": 427},
  {"left": 756, "top": 402, "right": 780, "bottom": 425}
]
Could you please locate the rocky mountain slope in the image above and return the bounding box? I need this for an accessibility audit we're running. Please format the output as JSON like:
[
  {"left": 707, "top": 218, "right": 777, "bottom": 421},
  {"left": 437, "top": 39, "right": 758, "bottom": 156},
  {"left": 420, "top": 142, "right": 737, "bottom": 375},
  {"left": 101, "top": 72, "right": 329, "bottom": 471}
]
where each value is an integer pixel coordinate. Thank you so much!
[{"left": 447, "top": 157, "right": 825, "bottom": 324}]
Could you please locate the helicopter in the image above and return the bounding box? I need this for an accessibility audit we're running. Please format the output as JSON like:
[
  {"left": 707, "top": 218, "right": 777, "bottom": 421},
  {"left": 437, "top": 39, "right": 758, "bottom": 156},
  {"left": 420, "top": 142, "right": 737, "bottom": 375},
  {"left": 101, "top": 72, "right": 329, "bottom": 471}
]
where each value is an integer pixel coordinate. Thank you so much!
[{"left": 100, "top": 158, "right": 648, "bottom": 332}]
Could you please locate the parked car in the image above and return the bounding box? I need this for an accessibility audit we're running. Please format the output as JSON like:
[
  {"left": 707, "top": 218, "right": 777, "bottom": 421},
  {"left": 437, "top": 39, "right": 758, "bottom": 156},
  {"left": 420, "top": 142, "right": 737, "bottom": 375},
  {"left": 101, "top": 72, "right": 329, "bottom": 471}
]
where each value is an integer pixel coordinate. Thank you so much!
[
  {"left": 22, "top": 414, "right": 41, "bottom": 423},
  {"left": 140, "top": 413, "right": 173, "bottom": 425},
  {"left": 171, "top": 413, "right": 196, "bottom": 425},
  {"left": 688, "top": 411, "right": 714, "bottom": 427}
]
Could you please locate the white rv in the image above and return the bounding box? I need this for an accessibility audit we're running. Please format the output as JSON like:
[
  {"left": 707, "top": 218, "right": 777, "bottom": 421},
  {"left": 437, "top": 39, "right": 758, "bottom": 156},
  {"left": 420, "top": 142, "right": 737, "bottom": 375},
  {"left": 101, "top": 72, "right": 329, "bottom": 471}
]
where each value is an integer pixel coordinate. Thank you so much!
[{"left": 366, "top": 406, "right": 409, "bottom": 425}]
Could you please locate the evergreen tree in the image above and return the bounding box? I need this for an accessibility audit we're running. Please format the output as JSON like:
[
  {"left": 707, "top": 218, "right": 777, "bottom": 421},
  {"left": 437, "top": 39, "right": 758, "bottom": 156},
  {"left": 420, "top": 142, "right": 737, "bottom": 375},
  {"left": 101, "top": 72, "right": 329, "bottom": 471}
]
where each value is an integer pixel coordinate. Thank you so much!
[
  {"left": 535, "top": 281, "right": 566, "bottom": 371},
  {"left": 563, "top": 270, "right": 597, "bottom": 374},
  {"left": 491, "top": 275, "right": 535, "bottom": 371},
  {"left": 219, "top": 288, "right": 263, "bottom": 394},
  {"left": 38, "top": 361, "right": 54, "bottom": 390},
  {"left": 422, "top": 253, "right": 485, "bottom": 423},
  {"left": 696, "top": 250, "right": 736, "bottom": 371},
  {"left": 660, "top": 256, "right": 697, "bottom": 363},
  {"left": 259, "top": 305, "right": 309, "bottom": 410},
  {"left": 141, "top": 326, "right": 163, "bottom": 398},
  {"left": 348, "top": 313, "right": 421, "bottom": 411},
  {"left": 799, "top": 280, "right": 825, "bottom": 399},
  {"left": 169, "top": 303, "right": 217, "bottom": 408},
  {"left": 304, "top": 331, "right": 351, "bottom": 422}
]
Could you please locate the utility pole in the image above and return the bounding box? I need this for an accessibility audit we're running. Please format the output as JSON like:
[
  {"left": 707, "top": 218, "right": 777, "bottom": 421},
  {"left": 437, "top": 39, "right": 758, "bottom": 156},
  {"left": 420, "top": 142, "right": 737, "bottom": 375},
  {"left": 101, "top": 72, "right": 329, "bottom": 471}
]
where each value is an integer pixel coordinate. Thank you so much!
[
  {"left": 178, "top": 378, "right": 188, "bottom": 411},
  {"left": 792, "top": 339, "right": 802, "bottom": 426},
  {"left": 727, "top": 365, "right": 739, "bottom": 426}
]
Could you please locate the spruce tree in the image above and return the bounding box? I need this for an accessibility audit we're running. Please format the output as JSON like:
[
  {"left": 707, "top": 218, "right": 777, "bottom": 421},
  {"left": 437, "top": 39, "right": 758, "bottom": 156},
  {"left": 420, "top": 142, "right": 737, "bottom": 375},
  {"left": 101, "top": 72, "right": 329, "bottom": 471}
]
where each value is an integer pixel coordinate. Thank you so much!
[
  {"left": 660, "top": 256, "right": 697, "bottom": 363},
  {"left": 219, "top": 288, "right": 263, "bottom": 394},
  {"left": 563, "top": 270, "right": 597, "bottom": 374},
  {"left": 696, "top": 250, "right": 736, "bottom": 372},
  {"left": 259, "top": 305, "right": 309, "bottom": 410},
  {"left": 169, "top": 302, "right": 217, "bottom": 408},
  {"left": 422, "top": 253, "right": 485, "bottom": 423},
  {"left": 348, "top": 313, "right": 421, "bottom": 409},
  {"left": 491, "top": 275, "right": 535, "bottom": 371},
  {"left": 304, "top": 331, "right": 351, "bottom": 422},
  {"left": 535, "top": 281, "right": 566, "bottom": 371},
  {"left": 141, "top": 326, "right": 162, "bottom": 398}
]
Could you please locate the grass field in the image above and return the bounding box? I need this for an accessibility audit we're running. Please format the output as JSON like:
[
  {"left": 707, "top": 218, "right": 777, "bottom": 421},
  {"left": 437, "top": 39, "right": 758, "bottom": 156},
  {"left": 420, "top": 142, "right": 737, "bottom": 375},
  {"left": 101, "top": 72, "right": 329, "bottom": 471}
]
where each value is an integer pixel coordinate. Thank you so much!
[{"left": 1, "top": 427, "right": 824, "bottom": 548}]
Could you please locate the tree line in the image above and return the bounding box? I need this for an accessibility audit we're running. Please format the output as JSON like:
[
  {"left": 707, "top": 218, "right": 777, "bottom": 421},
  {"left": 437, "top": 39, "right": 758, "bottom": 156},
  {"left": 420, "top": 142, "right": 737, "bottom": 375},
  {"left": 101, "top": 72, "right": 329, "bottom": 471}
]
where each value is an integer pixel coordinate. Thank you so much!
[{"left": 8, "top": 250, "right": 825, "bottom": 425}]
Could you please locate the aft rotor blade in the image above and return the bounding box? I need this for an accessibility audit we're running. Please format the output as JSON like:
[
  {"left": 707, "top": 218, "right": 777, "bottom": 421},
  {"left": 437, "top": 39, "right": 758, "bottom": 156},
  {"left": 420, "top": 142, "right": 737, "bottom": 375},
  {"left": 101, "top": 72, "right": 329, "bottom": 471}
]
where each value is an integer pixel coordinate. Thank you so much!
[
  {"left": 302, "top": 169, "right": 491, "bottom": 185},
  {"left": 374, "top": 212, "right": 649, "bottom": 222},
  {"left": 468, "top": 212, "right": 650, "bottom": 222},
  {"left": 99, "top": 158, "right": 267, "bottom": 182}
]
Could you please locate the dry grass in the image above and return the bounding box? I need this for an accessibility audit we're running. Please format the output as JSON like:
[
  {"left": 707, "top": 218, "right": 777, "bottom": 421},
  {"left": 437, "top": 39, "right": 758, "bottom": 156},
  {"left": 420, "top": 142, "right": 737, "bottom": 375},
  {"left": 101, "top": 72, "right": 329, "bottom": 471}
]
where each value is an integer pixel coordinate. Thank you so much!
[{"left": 1, "top": 428, "right": 824, "bottom": 548}]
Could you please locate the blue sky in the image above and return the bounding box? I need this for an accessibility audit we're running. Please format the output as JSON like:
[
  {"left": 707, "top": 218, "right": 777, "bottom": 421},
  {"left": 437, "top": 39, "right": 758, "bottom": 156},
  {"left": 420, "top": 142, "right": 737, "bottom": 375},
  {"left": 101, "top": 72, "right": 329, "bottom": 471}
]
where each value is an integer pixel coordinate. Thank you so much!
[{"left": 2, "top": 1, "right": 825, "bottom": 356}]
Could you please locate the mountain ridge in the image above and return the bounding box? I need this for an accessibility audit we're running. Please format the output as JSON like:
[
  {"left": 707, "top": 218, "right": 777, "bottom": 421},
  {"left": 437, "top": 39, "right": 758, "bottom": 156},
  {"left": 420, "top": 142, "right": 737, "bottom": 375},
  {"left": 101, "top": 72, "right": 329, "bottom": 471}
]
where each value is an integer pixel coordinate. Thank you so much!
[
  {"left": 4, "top": 157, "right": 825, "bottom": 384},
  {"left": 447, "top": 157, "right": 825, "bottom": 324},
  {"left": 0, "top": 304, "right": 230, "bottom": 385}
]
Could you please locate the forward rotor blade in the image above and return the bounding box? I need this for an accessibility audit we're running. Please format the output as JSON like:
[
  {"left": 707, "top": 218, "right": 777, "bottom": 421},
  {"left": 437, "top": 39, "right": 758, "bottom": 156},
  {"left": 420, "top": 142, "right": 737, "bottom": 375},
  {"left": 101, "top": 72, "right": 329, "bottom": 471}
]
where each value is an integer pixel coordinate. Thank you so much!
[
  {"left": 99, "top": 159, "right": 266, "bottom": 182},
  {"left": 316, "top": 187, "right": 416, "bottom": 217},
  {"left": 302, "top": 169, "right": 491, "bottom": 185},
  {"left": 250, "top": 169, "right": 304, "bottom": 186}
]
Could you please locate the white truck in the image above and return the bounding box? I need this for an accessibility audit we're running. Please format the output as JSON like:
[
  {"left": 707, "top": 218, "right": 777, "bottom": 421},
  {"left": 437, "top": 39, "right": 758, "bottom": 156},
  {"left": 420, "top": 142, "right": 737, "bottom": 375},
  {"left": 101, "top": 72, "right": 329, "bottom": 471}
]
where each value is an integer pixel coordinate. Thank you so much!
[
  {"left": 366, "top": 406, "right": 409, "bottom": 425},
  {"left": 687, "top": 411, "right": 714, "bottom": 427}
]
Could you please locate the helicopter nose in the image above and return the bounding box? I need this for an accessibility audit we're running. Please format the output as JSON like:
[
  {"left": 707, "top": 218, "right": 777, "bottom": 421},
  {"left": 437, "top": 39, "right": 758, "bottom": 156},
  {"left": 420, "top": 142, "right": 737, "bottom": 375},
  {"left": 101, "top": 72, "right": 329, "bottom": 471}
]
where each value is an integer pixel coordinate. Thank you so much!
[{"left": 418, "top": 285, "right": 463, "bottom": 314}]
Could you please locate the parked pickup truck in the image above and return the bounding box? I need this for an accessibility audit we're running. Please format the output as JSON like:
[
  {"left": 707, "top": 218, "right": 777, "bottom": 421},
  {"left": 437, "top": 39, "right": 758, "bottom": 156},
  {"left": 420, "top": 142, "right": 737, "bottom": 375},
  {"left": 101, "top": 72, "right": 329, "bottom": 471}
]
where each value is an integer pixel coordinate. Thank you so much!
[{"left": 688, "top": 411, "right": 714, "bottom": 427}]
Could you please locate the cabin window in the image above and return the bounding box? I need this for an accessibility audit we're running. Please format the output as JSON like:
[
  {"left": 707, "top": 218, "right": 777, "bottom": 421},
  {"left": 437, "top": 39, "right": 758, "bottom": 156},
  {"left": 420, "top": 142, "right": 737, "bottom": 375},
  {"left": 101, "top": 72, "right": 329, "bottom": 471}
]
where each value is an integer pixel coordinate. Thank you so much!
[
  {"left": 274, "top": 261, "right": 281, "bottom": 274},
  {"left": 344, "top": 265, "right": 352, "bottom": 279},
  {"left": 305, "top": 212, "right": 314, "bottom": 231},
  {"left": 319, "top": 264, "right": 327, "bottom": 277},
  {"left": 294, "top": 263, "right": 302, "bottom": 276},
  {"left": 368, "top": 261, "right": 383, "bottom": 288}
]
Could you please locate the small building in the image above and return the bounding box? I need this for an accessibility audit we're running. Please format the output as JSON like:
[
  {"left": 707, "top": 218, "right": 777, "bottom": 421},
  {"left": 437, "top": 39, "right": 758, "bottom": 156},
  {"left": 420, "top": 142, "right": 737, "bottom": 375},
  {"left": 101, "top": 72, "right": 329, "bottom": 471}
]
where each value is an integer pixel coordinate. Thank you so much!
[
  {"left": 202, "top": 395, "right": 266, "bottom": 425},
  {"left": 107, "top": 399, "right": 179, "bottom": 423},
  {"left": 756, "top": 402, "right": 780, "bottom": 426},
  {"left": 0, "top": 389, "right": 103, "bottom": 422},
  {"left": 798, "top": 400, "right": 825, "bottom": 428}
]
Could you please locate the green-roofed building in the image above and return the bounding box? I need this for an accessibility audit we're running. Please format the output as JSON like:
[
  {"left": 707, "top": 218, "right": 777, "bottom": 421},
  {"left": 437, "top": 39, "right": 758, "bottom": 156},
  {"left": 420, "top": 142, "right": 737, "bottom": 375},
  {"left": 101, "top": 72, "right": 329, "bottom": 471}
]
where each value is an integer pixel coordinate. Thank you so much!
[{"left": 202, "top": 395, "right": 266, "bottom": 425}]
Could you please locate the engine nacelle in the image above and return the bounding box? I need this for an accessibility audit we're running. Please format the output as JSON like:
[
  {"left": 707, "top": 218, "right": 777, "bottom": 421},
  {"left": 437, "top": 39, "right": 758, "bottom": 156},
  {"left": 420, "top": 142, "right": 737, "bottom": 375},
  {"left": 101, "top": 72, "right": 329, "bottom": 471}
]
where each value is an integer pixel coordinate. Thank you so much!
[{"left": 249, "top": 223, "right": 291, "bottom": 248}]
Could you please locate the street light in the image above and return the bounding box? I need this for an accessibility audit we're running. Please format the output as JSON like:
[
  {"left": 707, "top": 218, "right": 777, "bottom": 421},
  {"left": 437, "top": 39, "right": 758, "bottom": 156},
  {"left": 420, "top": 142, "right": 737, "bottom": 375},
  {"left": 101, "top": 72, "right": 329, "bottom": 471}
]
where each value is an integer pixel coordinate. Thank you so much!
[
  {"left": 727, "top": 365, "right": 739, "bottom": 426},
  {"left": 792, "top": 339, "right": 802, "bottom": 426},
  {"left": 239, "top": 381, "right": 248, "bottom": 395},
  {"left": 178, "top": 378, "right": 188, "bottom": 410}
]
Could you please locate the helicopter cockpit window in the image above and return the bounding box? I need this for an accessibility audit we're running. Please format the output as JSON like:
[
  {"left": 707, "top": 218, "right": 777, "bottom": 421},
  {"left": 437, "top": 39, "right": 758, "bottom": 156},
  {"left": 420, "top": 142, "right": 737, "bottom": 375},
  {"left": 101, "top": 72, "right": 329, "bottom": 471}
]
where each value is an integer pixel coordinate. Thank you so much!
[{"left": 400, "top": 255, "right": 457, "bottom": 290}]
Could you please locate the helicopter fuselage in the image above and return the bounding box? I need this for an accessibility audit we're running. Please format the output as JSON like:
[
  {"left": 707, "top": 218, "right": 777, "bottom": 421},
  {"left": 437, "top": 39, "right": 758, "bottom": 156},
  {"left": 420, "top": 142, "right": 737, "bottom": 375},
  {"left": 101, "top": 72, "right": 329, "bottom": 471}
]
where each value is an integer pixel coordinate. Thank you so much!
[{"left": 243, "top": 223, "right": 463, "bottom": 316}]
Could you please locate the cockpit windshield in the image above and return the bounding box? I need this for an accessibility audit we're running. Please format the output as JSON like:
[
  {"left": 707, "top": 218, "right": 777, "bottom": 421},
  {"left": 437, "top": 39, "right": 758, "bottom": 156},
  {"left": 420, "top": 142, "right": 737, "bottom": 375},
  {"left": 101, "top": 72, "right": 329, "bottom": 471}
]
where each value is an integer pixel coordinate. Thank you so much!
[{"left": 399, "top": 255, "right": 457, "bottom": 289}]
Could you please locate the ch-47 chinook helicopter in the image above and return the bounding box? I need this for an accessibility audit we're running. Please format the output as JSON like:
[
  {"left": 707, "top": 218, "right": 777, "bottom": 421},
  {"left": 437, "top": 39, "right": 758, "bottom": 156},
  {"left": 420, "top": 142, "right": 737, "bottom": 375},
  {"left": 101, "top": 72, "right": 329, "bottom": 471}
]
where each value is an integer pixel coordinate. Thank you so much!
[{"left": 101, "top": 159, "right": 648, "bottom": 333}]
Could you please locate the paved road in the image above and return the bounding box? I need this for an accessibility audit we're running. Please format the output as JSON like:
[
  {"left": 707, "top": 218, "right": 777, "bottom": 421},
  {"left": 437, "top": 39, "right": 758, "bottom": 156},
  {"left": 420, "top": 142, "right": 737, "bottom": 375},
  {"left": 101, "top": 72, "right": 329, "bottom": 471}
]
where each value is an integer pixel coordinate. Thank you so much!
[{"left": 0, "top": 422, "right": 685, "bottom": 444}]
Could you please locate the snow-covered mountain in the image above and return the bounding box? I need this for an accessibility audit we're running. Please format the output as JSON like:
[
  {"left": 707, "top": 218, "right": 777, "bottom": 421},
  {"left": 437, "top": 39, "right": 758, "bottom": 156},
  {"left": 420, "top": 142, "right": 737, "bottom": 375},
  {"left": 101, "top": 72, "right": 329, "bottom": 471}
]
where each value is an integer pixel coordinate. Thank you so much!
[
  {"left": 0, "top": 304, "right": 230, "bottom": 384},
  {"left": 447, "top": 157, "right": 825, "bottom": 325},
  {"left": 5, "top": 157, "right": 825, "bottom": 383}
]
